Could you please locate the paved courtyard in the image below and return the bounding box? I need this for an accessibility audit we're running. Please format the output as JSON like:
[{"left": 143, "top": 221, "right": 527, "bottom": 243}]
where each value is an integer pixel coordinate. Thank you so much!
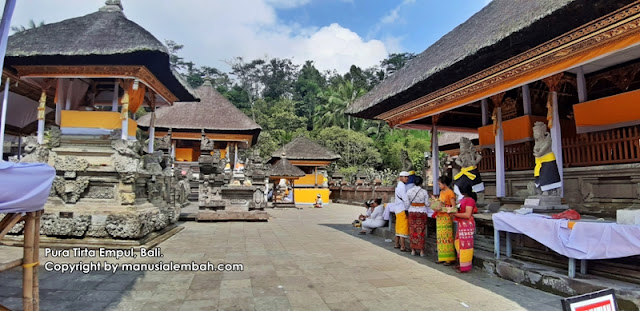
[{"left": 0, "top": 203, "right": 561, "bottom": 310}]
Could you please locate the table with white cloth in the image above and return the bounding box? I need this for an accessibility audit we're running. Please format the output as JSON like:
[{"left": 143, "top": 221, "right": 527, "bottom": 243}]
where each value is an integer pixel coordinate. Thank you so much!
[
  {"left": 0, "top": 161, "right": 55, "bottom": 311},
  {"left": 492, "top": 212, "right": 640, "bottom": 278}
]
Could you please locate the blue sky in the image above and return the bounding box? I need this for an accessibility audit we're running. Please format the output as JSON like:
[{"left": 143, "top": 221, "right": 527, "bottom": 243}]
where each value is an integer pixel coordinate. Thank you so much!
[{"left": 9, "top": 0, "right": 490, "bottom": 73}]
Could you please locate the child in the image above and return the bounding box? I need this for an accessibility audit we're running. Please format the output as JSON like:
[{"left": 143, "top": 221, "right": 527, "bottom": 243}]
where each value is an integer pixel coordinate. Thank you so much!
[
  {"left": 314, "top": 194, "right": 324, "bottom": 208},
  {"left": 432, "top": 176, "right": 457, "bottom": 265},
  {"left": 449, "top": 184, "right": 477, "bottom": 273}
]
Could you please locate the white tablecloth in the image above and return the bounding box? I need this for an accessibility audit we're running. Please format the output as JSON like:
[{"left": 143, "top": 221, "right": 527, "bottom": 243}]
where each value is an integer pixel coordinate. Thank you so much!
[
  {"left": 0, "top": 161, "right": 55, "bottom": 213},
  {"left": 492, "top": 212, "right": 640, "bottom": 260}
]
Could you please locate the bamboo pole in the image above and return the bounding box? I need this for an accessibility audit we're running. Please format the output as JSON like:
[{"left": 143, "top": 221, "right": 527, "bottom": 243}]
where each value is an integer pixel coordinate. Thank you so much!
[
  {"left": 22, "top": 212, "right": 35, "bottom": 311},
  {"left": 33, "top": 210, "right": 42, "bottom": 311}
]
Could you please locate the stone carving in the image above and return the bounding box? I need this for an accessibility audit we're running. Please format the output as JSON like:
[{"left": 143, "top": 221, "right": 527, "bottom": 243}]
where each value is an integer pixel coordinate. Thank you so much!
[
  {"left": 85, "top": 186, "right": 115, "bottom": 199},
  {"left": 40, "top": 213, "right": 91, "bottom": 237},
  {"left": 522, "top": 122, "right": 567, "bottom": 210},
  {"left": 453, "top": 137, "right": 484, "bottom": 198},
  {"left": 400, "top": 150, "right": 413, "bottom": 172},
  {"left": 201, "top": 136, "right": 215, "bottom": 151},
  {"left": 456, "top": 137, "right": 482, "bottom": 167},
  {"left": 19, "top": 136, "right": 49, "bottom": 163},
  {"left": 140, "top": 151, "right": 164, "bottom": 175},
  {"left": 51, "top": 176, "right": 90, "bottom": 204},
  {"left": 111, "top": 138, "right": 141, "bottom": 175},
  {"left": 174, "top": 169, "right": 191, "bottom": 207},
  {"left": 154, "top": 134, "right": 171, "bottom": 150},
  {"left": 527, "top": 122, "right": 561, "bottom": 196},
  {"left": 54, "top": 156, "right": 89, "bottom": 172}
]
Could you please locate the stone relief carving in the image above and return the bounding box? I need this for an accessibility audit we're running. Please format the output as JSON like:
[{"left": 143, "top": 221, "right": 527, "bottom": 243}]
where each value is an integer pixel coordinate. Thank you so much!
[
  {"left": 201, "top": 136, "right": 215, "bottom": 151},
  {"left": 456, "top": 137, "right": 482, "bottom": 168},
  {"left": 19, "top": 136, "right": 49, "bottom": 163},
  {"left": 400, "top": 150, "right": 413, "bottom": 172},
  {"left": 140, "top": 151, "right": 164, "bottom": 175},
  {"left": 51, "top": 176, "right": 90, "bottom": 203},
  {"left": 154, "top": 134, "right": 171, "bottom": 150}
]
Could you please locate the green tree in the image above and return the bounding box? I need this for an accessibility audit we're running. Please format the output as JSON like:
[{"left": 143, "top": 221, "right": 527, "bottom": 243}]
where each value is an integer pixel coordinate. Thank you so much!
[
  {"left": 379, "top": 52, "right": 417, "bottom": 80},
  {"left": 376, "top": 128, "right": 432, "bottom": 172},
  {"left": 314, "top": 126, "right": 382, "bottom": 169},
  {"left": 165, "top": 40, "right": 186, "bottom": 71},
  {"left": 293, "top": 61, "right": 326, "bottom": 130},
  {"left": 315, "top": 80, "right": 366, "bottom": 130}
]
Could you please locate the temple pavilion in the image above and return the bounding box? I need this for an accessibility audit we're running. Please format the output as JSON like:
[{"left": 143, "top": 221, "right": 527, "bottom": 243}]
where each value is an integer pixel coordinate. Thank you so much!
[
  {"left": 347, "top": 0, "right": 640, "bottom": 302},
  {"left": 269, "top": 136, "right": 340, "bottom": 205},
  {"left": 137, "top": 79, "right": 261, "bottom": 165},
  {"left": 0, "top": 0, "right": 198, "bottom": 241}
]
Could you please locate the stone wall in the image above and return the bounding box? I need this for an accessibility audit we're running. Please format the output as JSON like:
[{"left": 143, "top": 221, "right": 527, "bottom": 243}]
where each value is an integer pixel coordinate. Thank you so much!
[
  {"left": 329, "top": 186, "right": 395, "bottom": 205},
  {"left": 479, "top": 163, "right": 640, "bottom": 217}
]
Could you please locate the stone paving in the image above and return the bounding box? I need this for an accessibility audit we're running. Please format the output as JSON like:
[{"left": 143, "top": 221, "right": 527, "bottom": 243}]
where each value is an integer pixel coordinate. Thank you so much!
[{"left": 0, "top": 203, "right": 562, "bottom": 311}]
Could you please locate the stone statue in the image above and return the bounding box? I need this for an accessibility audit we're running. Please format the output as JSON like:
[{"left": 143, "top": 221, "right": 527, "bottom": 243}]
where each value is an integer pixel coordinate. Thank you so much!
[
  {"left": 154, "top": 134, "right": 171, "bottom": 150},
  {"left": 453, "top": 137, "right": 484, "bottom": 199},
  {"left": 140, "top": 151, "right": 164, "bottom": 175},
  {"left": 201, "top": 136, "right": 215, "bottom": 151},
  {"left": 19, "top": 136, "right": 49, "bottom": 163},
  {"left": 400, "top": 150, "right": 413, "bottom": 172},
  {"left": 528, "top": 122, "right": 561, "bottom": 196}
]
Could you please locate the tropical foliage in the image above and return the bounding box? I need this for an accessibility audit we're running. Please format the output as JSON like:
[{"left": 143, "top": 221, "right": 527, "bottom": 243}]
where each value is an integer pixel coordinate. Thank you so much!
[{"left": 168, "top": 42, "right": 429, "bottom": 179}]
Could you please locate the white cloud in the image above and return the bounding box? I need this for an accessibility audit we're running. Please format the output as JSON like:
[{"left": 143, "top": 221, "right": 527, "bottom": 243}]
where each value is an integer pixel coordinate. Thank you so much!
[
  {"left": 380, "top": 8, "right": 400, "bottom": 24},
  {"left": 265, "top": 0, "right": 311, "bottom": 9},
  {"left": 9, "top": 0, "right": 388, "bottom": 73}
]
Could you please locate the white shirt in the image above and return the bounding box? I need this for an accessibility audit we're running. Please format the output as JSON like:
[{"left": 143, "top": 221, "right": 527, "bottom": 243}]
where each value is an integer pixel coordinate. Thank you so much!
[
  {"left": 393, "top": 181, "right": 410, "bottom": 214},
  {"left": 407, "top": 186, "right": 433, "bottom": 216},
  {"left": 365, "top": 207, "right": 373, "bottom": 217},
  {"left": 369, "top": 205, "right": 384, "bottom": 220}
]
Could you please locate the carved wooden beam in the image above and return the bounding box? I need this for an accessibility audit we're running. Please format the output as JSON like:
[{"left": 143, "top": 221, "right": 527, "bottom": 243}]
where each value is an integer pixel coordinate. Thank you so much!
[{"left": 543, "top": 73, "right": 565, "bottom": 93}]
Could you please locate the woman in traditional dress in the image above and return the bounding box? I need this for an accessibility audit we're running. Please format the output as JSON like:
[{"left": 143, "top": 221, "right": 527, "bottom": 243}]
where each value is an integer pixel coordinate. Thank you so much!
[
  {"left": 450, "top": 184, "right": 477, "bottom": 273},
  {"left": 407, "top": 176, "right": 431, "bottom": 257},
  {"left": 360, "top": 199, "right": 385, "bottom": 234},
  {"left": 432, "top": 176, "right": 457, "bottom": 265}
]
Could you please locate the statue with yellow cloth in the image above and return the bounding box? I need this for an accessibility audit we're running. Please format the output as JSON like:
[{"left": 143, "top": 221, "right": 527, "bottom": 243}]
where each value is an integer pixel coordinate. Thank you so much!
[
  {"left": 453, "top": 137, "right": 484, "bottom": 201},
  {"left": 530, "top": 122, "right": 561, "bottom": 195}
]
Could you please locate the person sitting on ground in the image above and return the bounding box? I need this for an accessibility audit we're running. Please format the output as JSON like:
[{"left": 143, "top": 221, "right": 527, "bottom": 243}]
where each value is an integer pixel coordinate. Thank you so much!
[
  {"left": 283, "top": 187, "right": 293, "bottom": 203},
  {"left": 432, "top": 176, "right": 457, "bottom": 265},
  {"left": 360, "top": 199, "right": 385, "bottom": 235},
  {"left": 450, "top": 184, "right": 478, "bottom": 273},
  {"left": 314, "top": 194, "right": 324, "bottom": 208},
  {"left": 359, "top": 200, "right": 373, "bottom": 221}
]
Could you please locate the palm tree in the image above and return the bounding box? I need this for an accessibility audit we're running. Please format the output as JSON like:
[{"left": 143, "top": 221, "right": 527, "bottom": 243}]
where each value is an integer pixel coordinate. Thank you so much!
[
  {"left": 314, "top": 81, "right": 366, "bottom": 130},
  {"left": 11, "top": 19, "right": 45, "bottom": 33}
]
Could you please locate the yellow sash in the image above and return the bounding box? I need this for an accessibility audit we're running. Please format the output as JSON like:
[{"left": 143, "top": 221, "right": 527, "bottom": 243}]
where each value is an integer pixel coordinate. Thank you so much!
[
  {"left": 454, "top": 166, "right": 477, "bottom": 181},
  {"left": 534, "top": 152, "right": 556, "bottom": 177}
]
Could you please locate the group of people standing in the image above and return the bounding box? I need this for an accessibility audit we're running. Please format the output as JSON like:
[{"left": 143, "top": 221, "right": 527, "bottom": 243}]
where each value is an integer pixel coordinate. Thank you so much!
[{"left": 358, "top": 171, "right": 478, "bottom": 273}]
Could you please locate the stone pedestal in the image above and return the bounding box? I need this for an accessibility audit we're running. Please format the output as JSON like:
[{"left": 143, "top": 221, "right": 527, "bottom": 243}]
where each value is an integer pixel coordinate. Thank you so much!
[{"left": 521, "top": 195, "right": 569, "bottom": 211}]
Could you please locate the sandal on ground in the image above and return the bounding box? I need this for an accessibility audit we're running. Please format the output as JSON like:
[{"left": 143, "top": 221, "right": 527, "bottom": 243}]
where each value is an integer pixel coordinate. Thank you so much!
[
  {"left": 443, "top": 261, "right": 454, "bottom": 266},
  {"left": 411, "top": 250, "right": 416, "bottom": 256},
  {"left": 455, "top": 269, "right": 468, "bottom": 273},
  {"left": 420, "top": 252, "right": 425, "bottom": 257},
  {"left": 394, "top": 245, "right": 401, "bottom": 249},
  {"left": 435, "top": 261, "right": 445, "bottom": 264},
  {"left": 358, "top": 231, "right": 366, "bottom": 235},
  {"left": 400, "top": 249, "right": 410, "bottom": 252}
]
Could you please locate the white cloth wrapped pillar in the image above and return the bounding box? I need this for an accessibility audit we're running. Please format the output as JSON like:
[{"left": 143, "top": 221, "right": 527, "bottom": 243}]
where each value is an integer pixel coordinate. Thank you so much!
[
  {"left": 577, "top": 66, "right": 587, "bottom": 103},
  {"left": 171, "top": 140, "right": 176, "bottom": 159},
  {"left": 431, "top": 123, "right": 439, "bottom": 196},
  {"left": 64, "top": 81, "right": 73, "bottom": 110},
  {"left": 495, "top": 107, "right": 505, "bottom": 198},
  {"left": 55, "top": 79, "right": 66, "bottom": 125},
  {"left": 550, "top": 92, "right": 564, "bottom": 197},
  {"left": 0, "top": 79, "right": 9, "bottom": 158},
  {"left": 148, "top": 110, "right": 155, "bottom": 153},
  {"left": 111, "top": 81, "right": 119, "bottom": 112},
  {"left": 36, "top": 92, "right": 46, "bottom": 144},
  {"left": 522, "top": 84, "right": 532, "bottom": 115}
]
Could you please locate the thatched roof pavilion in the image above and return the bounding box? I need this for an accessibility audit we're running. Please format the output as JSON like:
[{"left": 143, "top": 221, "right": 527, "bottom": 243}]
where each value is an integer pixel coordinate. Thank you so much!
[
  {"left": 4, "top": 0, "right": 197, "bottom": 105},
  {"left": 138, "top": 80, "right": 261, "bottom": 145},
  {"left": 269, "top": 158, "right": 306, "bottom": 180},
  {"left": 270, "top": 136, "right": 340, "bottom": 164},
  {"left": 346, "top": 0, "right": 635, "bottom": 130}
]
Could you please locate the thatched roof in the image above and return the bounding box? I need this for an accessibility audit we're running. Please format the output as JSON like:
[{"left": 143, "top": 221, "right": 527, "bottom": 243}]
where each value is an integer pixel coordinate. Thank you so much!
[
  {"left": 347, "top": 0, "right": 635, "bottom": 118},
  {"left": 271, "top": 136, "right": 340, "bottom": 162},
  {"left": 4, "top": 0, "right": 197, "bottom": 102},
  {"left": 269, "top": 158, "right": 306, "bottom": 178},
  {"left": 438, "top": 131, "right": 478, "bottom": 147},
  {"left": 137, "top": 80, "right": 261, "bottom": 144}
]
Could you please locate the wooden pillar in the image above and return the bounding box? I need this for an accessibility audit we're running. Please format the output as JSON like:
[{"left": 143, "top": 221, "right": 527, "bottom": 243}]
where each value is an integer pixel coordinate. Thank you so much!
[
  {"left": 32, "top": 210, "right": 41, "bottom": 311},
  {"left": 22, "top": 212, "right": 35, "bottom": 311},
  {"left": 522, "top": 84, "right": 532, "bottom": 115},
  {"left": 577, "top": 66, "right": 588, "bottom": 103},
  {"left": 492, "top": 94, "right": 506, "bottom": 198},
  {"left": 0, "top": 78, "right": 9, "bottom": 159},
  {"left": 544, "top": 74, "right": 565, "bottom": 197},
  {"left": 431, "top": 120, "right": 440, "bottom": 196},
  {"left": 111, "top": 81, "right": 119, "bottom": 112},
  {"left": 314, "top": 167, "right": 318, "bottom": 187},
  {"left": 55, "top": 79, "right": 64, "bottom": 125},
  {"left": 481, "top": 98, "right": 489, "bottom": 126}
]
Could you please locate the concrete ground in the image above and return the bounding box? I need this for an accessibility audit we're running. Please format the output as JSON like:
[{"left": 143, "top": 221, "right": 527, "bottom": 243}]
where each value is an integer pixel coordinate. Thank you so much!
[{"left": 0, "top": 203, "right": 562, "bottom": 311}]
